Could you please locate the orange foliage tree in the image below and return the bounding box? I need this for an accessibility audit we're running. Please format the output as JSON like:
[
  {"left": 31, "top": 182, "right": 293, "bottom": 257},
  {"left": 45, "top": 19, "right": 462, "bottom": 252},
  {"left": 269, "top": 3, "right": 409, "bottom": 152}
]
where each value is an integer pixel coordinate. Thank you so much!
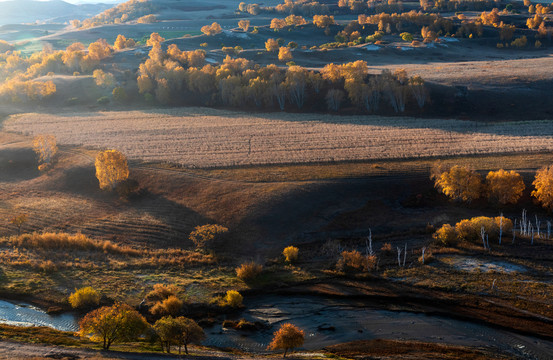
[
  {"left": 485, "top": 169, "right": 525, "bottom": 204},
  {"left": 268, "top": 323, "right": 305, "bottom": 357},
  {"left": 532, "top": 165, "right": 553, "bottom": 210},
  {"left": 201, "top": 22, "right": 222, "bottom": 36},
  {"left": 433, "top": 165, "right": 482, "bottom": 202},
  {"left": 189, "top": 224, "right": 229, "bottom": 249},
  {"left": 32, "top": 134, "right": 58, "bottom": 170},
  {"left": 79, "top": 303, "right": 148, "bottom": 350},
  {"left": 95, "top": 150, "right": 129, "bottom": 190}
]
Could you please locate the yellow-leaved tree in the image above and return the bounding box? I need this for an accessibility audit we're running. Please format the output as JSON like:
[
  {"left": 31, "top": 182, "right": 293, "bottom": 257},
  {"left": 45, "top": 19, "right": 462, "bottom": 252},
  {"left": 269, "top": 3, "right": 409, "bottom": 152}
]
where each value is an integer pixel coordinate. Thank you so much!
[
  {"left": 433, "top": 165, "right": 482, "bottom": 202},
  {"left": 32, "top": 135, "right": 58, "bottom": 171},
  {"left": 268, "top": 323, "right": 305, "bottom": 357},
  {"left": 278, "top": 47, "right": 293, "bottom": 62},
  {"left": 485, "top": 169, "right": 525, "bottom": 205},
  {"left": 79, "top": 303, "right": 148, "bottom": 350},
  {"left": 95, "top": 150, "right": 129, "bottom": 190},
  {"left": 532, "top": 165, "right": 553, "bottom": 210},
  {"left": 189, "top": 224, "right": 228, "bottom": 249}
]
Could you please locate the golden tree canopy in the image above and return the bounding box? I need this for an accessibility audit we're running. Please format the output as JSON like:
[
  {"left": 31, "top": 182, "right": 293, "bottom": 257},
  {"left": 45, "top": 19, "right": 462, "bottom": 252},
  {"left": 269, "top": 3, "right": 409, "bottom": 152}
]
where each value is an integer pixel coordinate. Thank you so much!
[
  {"left": 189, "top": 224, "right": 228, "bottom": 248},
  {"left": 278, "top": 47, "right": 293, "bottom": 62},
  {"left": 79, "top": 303, "right": 148, "bottom": 350},
  {"left": 95, "top": 150, "right": 129, "bottom": 190},
  {"left": 268, "top": 323, "right": 305, "bottom": 357},
  {"left": 433, "top": 165, "right": 482, "bottom": 202},
  {"left": 486, "top": 169, "right": 525, "bottom": 204},
  {"left": 32, "top": 134, "right": 58, "bottom": 167},
  {"left": 532, "top": 165, "right": 553, "bottom": 210}
]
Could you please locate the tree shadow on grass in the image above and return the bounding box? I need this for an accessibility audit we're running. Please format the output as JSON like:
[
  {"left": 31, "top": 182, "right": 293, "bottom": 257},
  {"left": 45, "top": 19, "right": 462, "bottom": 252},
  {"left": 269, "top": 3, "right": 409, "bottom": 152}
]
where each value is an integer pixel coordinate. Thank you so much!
[{"left": 0, "top": 147, "right": 39, "bottom": 182}]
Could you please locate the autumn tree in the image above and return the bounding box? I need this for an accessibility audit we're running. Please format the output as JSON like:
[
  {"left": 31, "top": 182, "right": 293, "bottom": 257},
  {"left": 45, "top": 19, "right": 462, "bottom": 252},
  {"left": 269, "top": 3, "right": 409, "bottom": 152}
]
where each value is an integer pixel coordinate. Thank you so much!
[
  {"left": 326, "top": 89, "right": 345, "bottom": 111},
  {"left": 154, "top": 316, "right": 205, "bottom": 354},
  {"left": 32, "top": 135, "right": 58, "bottom": 170},
  {"left": 283, "top": 246, "right": 299, "bottom": 263},
  {"left": 265, "top": 38, "right": 279, "bottom": 52},
  {"left": 238, "top": 20, "right": 250, "bottom": 32},
  {"left": 485, "top": 169, "right": 525, "bottom": 205},
  {"left": 268, "top": 323, "right": 305, "bottom": 357},
  {"left": 433, "top": 165, "right": 482, "bottom": 202},
  {"left": 113, "top": 34, "right": 136, "bottom": 50},
  {"left": 9, "top": 214, "right": 27, "bottom": 235},
  {"left": 189, "top": 224, "right": 229, "bottom": 249},
  {"left": 284, "top": 65, "right": 308, "bottom": 109},
  {"left": 93, "top": 69, "right": 115, "bottom": 88},
  {"left": 201, "top": 22, "right": 222, "bottom": 36},
  {"left": 271, "top": 18, "right": 287, "bottom": 30},
  {"left": 79, "top": 303, "right": 148, "bottom": 350},
  {"left": 146, "top": 33, "right": 165, "bottom": 47},
  {"left": 408, "top": 75, "right": 427, "bottom": 109},
  {"left": 278, "top": 47, "right": 293, "bottom": 62},
  {"left": 313, "top": 15, "right": 335, "bottom": 28},
  {"left": 532, "top": 165, "right": 553, "bottom": 210},
  {"left": 95, "top": 150, "right": 129, "bottom": 190}
]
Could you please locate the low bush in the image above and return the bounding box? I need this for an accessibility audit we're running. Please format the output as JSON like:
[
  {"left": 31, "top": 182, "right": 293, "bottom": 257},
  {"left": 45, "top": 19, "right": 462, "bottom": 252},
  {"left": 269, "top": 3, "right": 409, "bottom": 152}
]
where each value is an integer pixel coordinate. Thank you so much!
[
  {"left": 283, "top": 246, "right": 299, "bottom": 263},
  {"left": 224, "top": 290, "right": 243, "bottom": 307},
  {"left": 150, "top": 295, "right": 182, "bottom": 316},
  {"left": 68, "top": 287, "right": 100, "bottom": 309},
  {"left": 433, "top": 224, "right": 457, "bottom": 246},
  {"left": 236, "top": 262, "right": 263, "bottom": 281}
]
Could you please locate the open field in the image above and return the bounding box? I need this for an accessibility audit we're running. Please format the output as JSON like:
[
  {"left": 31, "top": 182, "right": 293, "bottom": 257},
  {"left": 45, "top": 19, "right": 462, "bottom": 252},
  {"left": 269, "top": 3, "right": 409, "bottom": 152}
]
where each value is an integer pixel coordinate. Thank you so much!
[{"left": 6, "top": 108, "right": 553, "bottom": 168}]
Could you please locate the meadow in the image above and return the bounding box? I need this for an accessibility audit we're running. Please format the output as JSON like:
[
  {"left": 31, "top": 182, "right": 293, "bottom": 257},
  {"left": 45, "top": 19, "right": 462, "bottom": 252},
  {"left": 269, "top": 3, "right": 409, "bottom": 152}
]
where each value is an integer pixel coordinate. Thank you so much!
[{"left": 6, "top": 108, "right": 553, "bottom": 168}]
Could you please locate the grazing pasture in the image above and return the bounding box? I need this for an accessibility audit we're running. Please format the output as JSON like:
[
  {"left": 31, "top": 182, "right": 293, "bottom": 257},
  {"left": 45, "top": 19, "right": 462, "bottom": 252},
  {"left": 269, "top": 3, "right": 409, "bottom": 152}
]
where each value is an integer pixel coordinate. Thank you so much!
[{"left": 5, "top": 108, "right": 553, "bottom": 168}]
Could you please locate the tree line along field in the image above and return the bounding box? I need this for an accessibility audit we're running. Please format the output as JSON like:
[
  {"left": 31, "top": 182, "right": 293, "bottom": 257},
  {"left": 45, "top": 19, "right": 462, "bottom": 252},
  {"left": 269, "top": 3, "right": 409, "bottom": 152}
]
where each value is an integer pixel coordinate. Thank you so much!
[{"left": 5, "top": 108, "right": 553, "bottom": 168}]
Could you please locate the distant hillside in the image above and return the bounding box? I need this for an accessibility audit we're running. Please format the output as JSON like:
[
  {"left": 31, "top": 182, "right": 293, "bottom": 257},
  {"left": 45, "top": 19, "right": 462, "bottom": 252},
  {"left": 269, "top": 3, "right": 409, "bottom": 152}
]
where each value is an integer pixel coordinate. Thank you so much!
[{"left": 0, "top": 0, "right": 113, "bottom": 25}]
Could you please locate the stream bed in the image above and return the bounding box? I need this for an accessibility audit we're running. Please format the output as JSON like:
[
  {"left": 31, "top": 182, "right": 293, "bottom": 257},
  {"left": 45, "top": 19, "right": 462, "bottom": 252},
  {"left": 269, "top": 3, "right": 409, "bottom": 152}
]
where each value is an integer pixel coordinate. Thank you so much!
[
  {"left": 0, "top": 300, "right": 78, "bottom": 332},
  {"left": 1, "top": 296, "right": 553, "bottom": 359},
  {"left": 204, "top": 295, "right": 553, "bottom": 359}
]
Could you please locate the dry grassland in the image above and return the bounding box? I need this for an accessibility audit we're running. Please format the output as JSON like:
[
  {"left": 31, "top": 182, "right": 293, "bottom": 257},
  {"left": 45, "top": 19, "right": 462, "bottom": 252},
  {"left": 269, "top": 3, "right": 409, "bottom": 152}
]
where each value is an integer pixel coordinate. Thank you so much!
[{"left": 5, "top": 108, "right": 553, "bottom": 168}]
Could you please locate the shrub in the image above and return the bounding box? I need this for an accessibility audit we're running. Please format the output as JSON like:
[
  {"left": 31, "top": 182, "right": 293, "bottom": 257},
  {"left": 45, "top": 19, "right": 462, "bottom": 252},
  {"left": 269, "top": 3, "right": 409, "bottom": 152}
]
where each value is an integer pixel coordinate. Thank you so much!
[
  {"left": 150, "top": 295, "right": 183, "bottom": 316},
  {"left": 69, "top": 287, "right": 100, "bottom": 309},
  {"left": 400, "top": 32, "right": 414, "bottom": 41},
  {"left": 189, "top": 224, "right": 228, "bottom": 249},
  {"left": 146, "top": 284, "right": 177, "bottom": 303},
  {"left": 433, "top": 224, "right": 457, "bottom": 246},
  {"left": 337, "top": 250, "right": 366, "bottom": 272},
  {"left": 381, "top": 243, "right": 393, "bottom": 253},
  {"left": 455, "top": 216, "right": 513, "bottom": 242},
  {"left": 283, "top": 246, "right": 299, "bottom": 263},
  {"left": 236, "top": 262, "right": 263, "bottom": 281},
  {"left": 224, "top": 290, "right": 243, "bottom": 307}
]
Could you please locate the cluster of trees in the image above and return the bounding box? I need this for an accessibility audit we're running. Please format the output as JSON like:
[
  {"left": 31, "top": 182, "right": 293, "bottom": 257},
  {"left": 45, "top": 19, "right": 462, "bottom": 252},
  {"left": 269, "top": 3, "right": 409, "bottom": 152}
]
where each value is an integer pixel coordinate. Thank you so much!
[
  {"left": 239, "top": 0, "right": 329, "bottom": 16},
  {"left": 433, "top": 215, "right": 512, "bottom": 246},
  {"left": 72, "top": 0, "right": 157, "bottom": 29},
  {"left": 432, "top": 164, "right": 553, "bottom": 210},
  {"left": 0, "top": 35, "right": 130, "bottom": 103},
  {"left": 136, "top": 40, "right": 427, "bottom": 113},
  {"left": 75, "top": 284, "right": 303, "bottom": 357},
  {"left": 339, "top": 0, "right": 403, "bottom": 13}
]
